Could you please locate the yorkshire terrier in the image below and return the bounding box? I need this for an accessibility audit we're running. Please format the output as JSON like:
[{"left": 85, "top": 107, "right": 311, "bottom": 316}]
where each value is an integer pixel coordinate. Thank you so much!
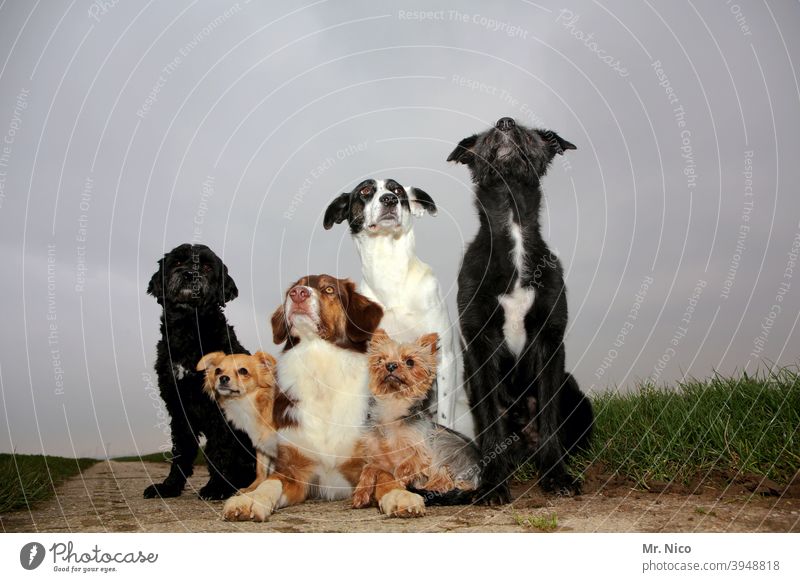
[
  {"left": 353, "top": 330, "right": 480, "bottom": 517},
  {"left": 198, "top": 351, "right": 280, "bottom": 494}
]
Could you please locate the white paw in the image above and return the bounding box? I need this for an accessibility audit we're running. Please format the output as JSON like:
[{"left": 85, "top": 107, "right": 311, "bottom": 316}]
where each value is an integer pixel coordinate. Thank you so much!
[
  {"left": 379, "top": 489, "right": 426, "bottom": 518},
  {"left": 222, "top": 494, "right": 254, "bottom": 521},
  {"left": 249, "top": 480, "right": 283, "bottom": 522}
]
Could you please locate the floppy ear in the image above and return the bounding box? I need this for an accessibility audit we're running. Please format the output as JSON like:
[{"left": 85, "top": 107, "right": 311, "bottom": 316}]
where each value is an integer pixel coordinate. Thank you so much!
[
  {"left": 270, "top": 303, "right": 289, "bottom": 345},
  {"left": 197, "top": 351, "right": 226, "bottom": 372},
  {"left": 418, "top": 332, "right": 439, "bottom": 356},
  {"left": 408, "top": 187, "right": 437, "bottom": 218},
  {"left": 342, "top": 280, "right": 384, "bottom": 345},
  {"left": 221, "top": 264, "right": 239, "bottom": 303},
  {"left": 323, "top": 193, "right": 350, "bottom": 230},
  {"left": 446, "top": 134, "right": 478, "bottom": 165},
  {"left": 537, "top": 129, "right": 576, "bottom": 157},
  {"left": 146, "top": 258, "right": 165, "bottom": 305}
]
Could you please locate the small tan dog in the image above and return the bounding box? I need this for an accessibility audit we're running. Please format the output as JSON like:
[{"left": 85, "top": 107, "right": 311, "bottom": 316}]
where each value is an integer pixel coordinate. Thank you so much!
[
  {"left": 197, "top": 351, "right": 280, "bottom": 493},
  {"left": 353, "top": 330, "right": 480, "bottom": 517}
]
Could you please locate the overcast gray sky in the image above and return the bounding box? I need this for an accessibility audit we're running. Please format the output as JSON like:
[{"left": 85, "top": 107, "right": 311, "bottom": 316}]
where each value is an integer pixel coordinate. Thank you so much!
[{"left": 0, "top": 0, "right": 798, "bottom": 458}]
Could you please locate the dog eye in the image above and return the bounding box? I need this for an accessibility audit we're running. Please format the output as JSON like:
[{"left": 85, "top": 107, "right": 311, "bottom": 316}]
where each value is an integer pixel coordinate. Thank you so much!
[
  {"left": 214, "top": 368, "right": 222, "bottom": 375},
  {"left": 324, "top": 286, "right": 335, "bottom": 294},
  {"left": 393, "top": 186, "right": 402, "bottom": 194},
  {"left": 238, "top": 368, "right": 248, "bottom": 376},
  {"left": 202, "top": 264, "right": 212, "bottom": 273},
  {"left": 405, "top": 359, "right": 414, "bottom": 368},
  {"left": 360, "top": 186, "right": 371, "bottom": 196}
]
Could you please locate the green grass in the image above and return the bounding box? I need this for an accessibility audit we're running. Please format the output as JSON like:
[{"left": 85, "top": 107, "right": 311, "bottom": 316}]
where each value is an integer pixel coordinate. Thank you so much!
[
  {"left": 568, "top": 368, "right": 800, "bottom": 488},
  {"left": 514, "top": 512, "right": 558, "bottom": 531},
  {"left": 0, "top": 454, "right": 97, "bottom": 514}
]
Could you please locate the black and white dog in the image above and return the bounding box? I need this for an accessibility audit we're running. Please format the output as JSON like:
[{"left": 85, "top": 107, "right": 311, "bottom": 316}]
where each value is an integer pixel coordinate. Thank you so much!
[
  {"left": 448, "top": 117, "right": 593, "bottom": 503},
  {"left": 324, "top": 179, "right": 473, "bottom": 436},
  {"left": 144, "top": 243, "right": 256, "bottom": 500}
]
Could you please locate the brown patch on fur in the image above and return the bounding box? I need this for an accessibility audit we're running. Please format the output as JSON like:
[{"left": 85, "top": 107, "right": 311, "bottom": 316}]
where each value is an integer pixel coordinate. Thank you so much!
[
  {"left": 272, "top": 389, "right": 298, "bottom": 429},
  {"left": 367, "top": 329, "right": 439, "bottom": 399},
  {"left": 267, "top": 444, "right": 317, "bottom": 506},
  {"left": 270, "top": 275, "right": 383, "bottom": 353}
]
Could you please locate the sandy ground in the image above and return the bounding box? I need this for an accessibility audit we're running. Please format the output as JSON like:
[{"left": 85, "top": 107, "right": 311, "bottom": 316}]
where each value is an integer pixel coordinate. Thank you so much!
[{"left": 1, "top": 461, "right": 797, "bottom": 533}]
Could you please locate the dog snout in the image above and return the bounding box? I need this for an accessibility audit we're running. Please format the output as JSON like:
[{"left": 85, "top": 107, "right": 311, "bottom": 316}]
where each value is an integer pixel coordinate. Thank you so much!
[
  {"left": 385, "top": 362, "right": 398, "bottom": 372},
  {"left": 496, "top": 117, "right": 515, "bottom": 131},
  {"left": 379, "top": 193, "right": 398, "bottom": 208},
  {"left": 219, "top": 375, "right": 230, "bottom": 386},
  {"left": 289, "top": 286, "right": 311, "bottom": 304}
]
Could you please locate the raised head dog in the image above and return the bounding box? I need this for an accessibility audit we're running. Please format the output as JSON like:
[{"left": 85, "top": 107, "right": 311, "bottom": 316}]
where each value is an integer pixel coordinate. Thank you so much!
[
  {"left": 324, "top": 178, "right": 473, "bottom": 437},
  {"left": 221, "top": 274, "right": 383, "bottom": 521},
  {"left": 144, "top": 243, "right": 255, "bottom": 500},
  {"left": 198, "top": 351, "right": 279, "bottom": 494},
  {"left": 353, "top": 330, "right": 480, "bottom": 517},
  {"left": 448, "top": 117, "right": 593, "bottom": 503}
]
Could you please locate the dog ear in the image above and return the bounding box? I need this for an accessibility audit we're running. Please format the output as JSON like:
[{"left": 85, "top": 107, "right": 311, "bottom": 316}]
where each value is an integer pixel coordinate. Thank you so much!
[
  {"left": 146, "top": 258, "right": 165, "bottom": 305},
  {"left": 446, "top": 134, "right": 478, "bottom": 165},
  {"left": 341, "top": 280, "right": 384, "bottom": 345},
  {"left": 367, "top": 328, "right": 391, "bottom": 353},
  {"left": 197, "top": 351, "right": 226, "bottom": 372},
  {"left": 270, "top": 304, "right": 289, "bottom": 345},
  {"left": 323, "top": 193, "right": 350, "bottom": 230},
  {"left": 408, "top": 187, "right": 437, "bottom": 217},
  {"left": 418, "top": 332, "right": 439, "bottom": 356},
  {"left": 221, "top": 263, "right": 239, "bottom": 303},
  {"left": 537, "top": 129, "right": 576, "bottom": 157},
  {"left": 253, "top": 351, "right": 278, "bottom": 383}
]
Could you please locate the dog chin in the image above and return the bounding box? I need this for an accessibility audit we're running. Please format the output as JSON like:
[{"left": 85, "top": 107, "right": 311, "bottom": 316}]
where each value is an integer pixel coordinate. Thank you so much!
[
  {"left": 288, "top": 312, "right": 320, "bottom": 338},
  {"left": 366, "top": 215, "right": 402, "bottom": 234}
]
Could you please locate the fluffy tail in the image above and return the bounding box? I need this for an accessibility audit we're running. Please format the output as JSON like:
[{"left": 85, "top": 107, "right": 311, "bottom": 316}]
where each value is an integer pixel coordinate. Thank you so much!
[{"left": 407, "top": 487, "right": 475, "bottom": 506}]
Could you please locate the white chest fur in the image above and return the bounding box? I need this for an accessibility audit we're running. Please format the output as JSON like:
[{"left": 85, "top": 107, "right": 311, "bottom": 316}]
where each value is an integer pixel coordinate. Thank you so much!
[
  {"left": 276, "top": 339, "right": 370, "bottom": 498},
  {"left": 221, "top": 395, "right": 276, "bottom": 457},
  {"left": 499, "top": 214, "right": 535, "bottom": 358}
]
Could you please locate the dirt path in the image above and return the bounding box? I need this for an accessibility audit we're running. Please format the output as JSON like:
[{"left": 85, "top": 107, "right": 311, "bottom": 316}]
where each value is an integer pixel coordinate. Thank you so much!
[{"left": 1, "top": 461, "right": 797, "bottom": 532}]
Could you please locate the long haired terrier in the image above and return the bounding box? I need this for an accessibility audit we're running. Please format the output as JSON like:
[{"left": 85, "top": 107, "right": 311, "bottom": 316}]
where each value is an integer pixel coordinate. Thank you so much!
[
  {"left": 353, "top": 330, "right": 480, "bottom": 517},
  {"left": 198, "top": 351, "right": 280, "bottom": 493}
]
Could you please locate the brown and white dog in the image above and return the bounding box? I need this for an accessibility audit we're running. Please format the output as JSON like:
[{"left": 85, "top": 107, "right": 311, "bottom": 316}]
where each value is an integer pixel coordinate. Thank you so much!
[
  {"left": 197, "top": 351, "right": 280, "bottom": 494},
  {"left": 221, "top": 274, "right": 383, "bottom": 521}
]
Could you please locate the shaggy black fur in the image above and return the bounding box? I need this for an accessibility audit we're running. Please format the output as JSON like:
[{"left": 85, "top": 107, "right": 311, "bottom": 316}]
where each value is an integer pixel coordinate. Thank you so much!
[
  {"left": 449, "top": 117, "right": 593, "bottom": 504},
  {"left": 143, "top": 243, "right": 255, "bottom": 500}
]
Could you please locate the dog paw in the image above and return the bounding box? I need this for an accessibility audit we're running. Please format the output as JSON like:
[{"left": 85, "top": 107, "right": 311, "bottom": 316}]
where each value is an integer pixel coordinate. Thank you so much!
[
  {"left": 472, "top": 483, "right": 512, "bottom": 506},
  {"left": 143, "top": 482, "right": 183, "bottom": 499},
  {"left": 379, "top": 489, "right": 426, "bottom": 518},
  {"left": 222, "top": 494, "right": 254, "bottom": 521},
  {"left": 199, "top": 480, "right": 234, "bottom": 500},
  {"left": 352, "top": 487, "right": 373, "bottom": 509},
  {"left": 539, "top": 472, "right": 580, "bottom": 496}
]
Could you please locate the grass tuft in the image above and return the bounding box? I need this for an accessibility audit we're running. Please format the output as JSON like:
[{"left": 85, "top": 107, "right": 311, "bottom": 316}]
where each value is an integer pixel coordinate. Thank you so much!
[
  {"left": 0, "top": 454, "right": 97, "bottom": 514},
  {"left": 570, "top": 367, "right": 800, "bottom": 487},
  {"left": 514, "top": 512, "right": 558, "bottom": 531}
]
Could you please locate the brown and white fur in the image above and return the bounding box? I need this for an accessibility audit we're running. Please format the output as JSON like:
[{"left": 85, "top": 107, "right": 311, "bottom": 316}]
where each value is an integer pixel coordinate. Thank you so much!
[
  {"left": 353, "top": 330, "right": 480, "bottom": 517},
  {"left": 198, "top": 351, "right": 280, "bottom": 494},
  {"left": 221, "top": 274, "right": 383, "bottom": 521}
]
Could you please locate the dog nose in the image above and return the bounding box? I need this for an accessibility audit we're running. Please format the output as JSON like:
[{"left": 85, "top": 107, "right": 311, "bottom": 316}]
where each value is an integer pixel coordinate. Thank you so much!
[
  {"left": 289, "top": 286, "right": 310, "bottom": 304},
  {"left": 496, "top": 117, "right": 515, "bottom": 131},
  {"left": 379, "top": 193, "right": 398, "bottom": 207},
  {"left": 385, "top": 362, "right": 398, "bottom": 372},
  {"left": 219, "top": 375, "right": 230, "bottom": 385}
]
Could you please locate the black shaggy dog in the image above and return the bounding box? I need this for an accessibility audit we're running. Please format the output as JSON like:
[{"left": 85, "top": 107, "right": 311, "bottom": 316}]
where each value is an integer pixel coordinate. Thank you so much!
[
  {"left": 143, "top": 243, "right": 255, "bottom": 500},
  {"left": 448, "top": 117, "right": 593, "bottom": 504}
]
